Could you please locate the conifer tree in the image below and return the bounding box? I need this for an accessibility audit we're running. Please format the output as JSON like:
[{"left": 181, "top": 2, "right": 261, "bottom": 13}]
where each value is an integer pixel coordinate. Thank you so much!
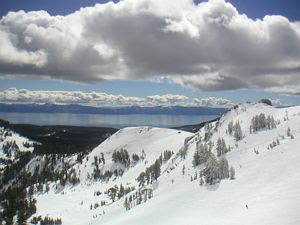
[
  {"left": 199, "top": 176, "right": 204, "bottom": 186},
  {"left": 230, "top": 166, "right": 235, "bottom": 180},
  {"left": 234, "top": 121, "right": 243, "bottom": 141},
  {"left": 204, "top": 155, "right": 219, "bottom": 185},
  {"left": 218, "top": 157, "right": 229, "bottom": 179},
  {"left": 287, "top": 127, "right": 291, "bottom": 137},
  {"left": 228, "top": 121, "right": 233, "bottom": 135}
]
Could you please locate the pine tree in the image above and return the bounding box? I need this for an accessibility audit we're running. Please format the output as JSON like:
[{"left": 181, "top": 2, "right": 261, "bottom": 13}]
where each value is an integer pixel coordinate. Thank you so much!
[
  {"left": 287, "top": 127, "right": 291, "bottom": 137},
  {"left": 108, "top": 187, "right": 117, "bottom": 202},
  {"left": 217, "top": 138, "right": 227, "bottom": 156},
  {"left": 199, "top": 176, "right": 204, "bottom": 186},
  {"left": 218, "top": 157, "right": 229, "bottom": 179},
  {"left": 197, "top": 142, "right": 211, "bottom": 165},
  {"left": 101, "top": 153, "right": 105, "bottom": 164},
  {"left": 17, "top": 207, "right": 27, "bottom": 225},
  {"left": 124, "top": 197, "right": 130, "bottom": 210},
  {"left": 216, "top": 138, "right": 222, "bottom": 157},
  {"left": 204, "top": 123, "right": 213, "bottom": 141},
  {"left": 29, "top": 185, "right": 34, "bottom": 195},
  {"left": 193, "top": 149, "right": 200, "bottom": 166},
  {"left": 252, "top": 114, "right": 276, "bottom": 132},
  {"left": 234, "top": 121, "right": 243, "bottom": 141},
  {"left": 228, "top": 121, "right": 233, "bottom": 135},
  {"left": 137, "top": 172, "right": 146, "bottom": 187},
  {"left": 204, "top": 155, "right": 219, "bottom": 185},
  {"left": 194, "top": 171, "right": 198, "bottom": 180},
  {"left": 182, "top": 165, "right": 185, "bottom": 175},
  {"left": 230, "top": 166, "right": 235, "bottom": 180}
]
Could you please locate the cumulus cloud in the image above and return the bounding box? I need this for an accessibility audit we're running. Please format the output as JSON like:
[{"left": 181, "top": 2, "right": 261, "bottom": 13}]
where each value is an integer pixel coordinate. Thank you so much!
[
  {"left": 267, "top": 86, "right": 300, "bottom": 95},
  {"left": 0, "top": 88, "right": 194, "bottom": 107},
  {"left": 0, "top": 0, "right": 300, "bottom": 93},
  {"left": 147, "top": 94, "right": 188, "bottom": 105},
  {"left": 192, "top": 97, "right": 234, "bottom": 107},
  {"left": 0, "top": 88, "right": 145, "bottom": 106}
]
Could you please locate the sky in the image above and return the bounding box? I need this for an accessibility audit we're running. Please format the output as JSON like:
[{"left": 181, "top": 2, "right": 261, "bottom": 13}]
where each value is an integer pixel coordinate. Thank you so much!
[{"left": 0, "top": 0, "right": 299, "bottom": 107}]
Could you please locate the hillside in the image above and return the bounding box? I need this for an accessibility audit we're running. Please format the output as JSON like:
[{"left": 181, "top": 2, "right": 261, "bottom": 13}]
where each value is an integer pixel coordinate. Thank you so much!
[
  {"left": 0, "top": 126, "right": 34, "bottom": 170},
  {"left": 1, "top": 103, "right": 300, "bottom": 225},
  {"left": 0, "top": 119, "right": 117, "bottom": 154}
]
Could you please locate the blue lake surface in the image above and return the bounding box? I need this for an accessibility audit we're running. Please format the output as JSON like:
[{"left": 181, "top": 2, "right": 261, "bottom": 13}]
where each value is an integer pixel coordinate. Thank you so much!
[{"left": 0, "top": 112, "right": 218, "bottom": 128}]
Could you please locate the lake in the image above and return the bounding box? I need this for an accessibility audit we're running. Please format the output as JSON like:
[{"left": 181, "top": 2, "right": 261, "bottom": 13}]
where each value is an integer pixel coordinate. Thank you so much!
[{"left": 0, "top": 112, "right": 218, "bottom": 128}]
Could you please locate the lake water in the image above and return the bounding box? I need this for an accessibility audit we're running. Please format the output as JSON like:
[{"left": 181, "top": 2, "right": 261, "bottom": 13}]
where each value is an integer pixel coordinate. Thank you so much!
[{"left": 0, "top": 112, "right": 218, "bottom": 128}]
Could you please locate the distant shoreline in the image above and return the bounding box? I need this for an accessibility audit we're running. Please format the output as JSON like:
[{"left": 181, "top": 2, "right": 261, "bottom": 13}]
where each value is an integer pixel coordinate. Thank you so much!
[
  {"left": 0, "top": 103, "right": 228, "bottom": 115},
  {"left": 0, "top": 112, "right": 219, "bottom": 130}
]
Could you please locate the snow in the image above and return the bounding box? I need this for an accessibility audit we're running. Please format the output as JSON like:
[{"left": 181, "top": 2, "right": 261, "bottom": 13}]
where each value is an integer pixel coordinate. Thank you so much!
[
  {"left": 25, "top": 103, "right": 300, "bottom": 225},
  {"left": 77, "top": 126, "right": 193, "bottom": 183},
  {"left": 0, "top": 127, "right": 34, "bottom": 164}
]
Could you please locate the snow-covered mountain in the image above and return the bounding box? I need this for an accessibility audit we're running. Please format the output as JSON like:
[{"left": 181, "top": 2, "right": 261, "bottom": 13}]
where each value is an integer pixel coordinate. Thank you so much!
[{"left": 1, "top": 103, "right": 300, "bottom": 225}]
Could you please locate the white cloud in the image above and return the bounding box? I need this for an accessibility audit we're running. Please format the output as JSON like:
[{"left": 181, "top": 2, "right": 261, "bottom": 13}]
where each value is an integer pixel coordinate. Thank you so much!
[
  {"left": 0, "top": 0, "right": 299, "bottom": 93},
  {"left": 0, "top": 29, "right": 47, "bottom": 67},
  {"left": 147, "top": 94, "right": 188, "bottom": 105},
  {"left": 192, "top": 97, "right": 234, "bottom": 107},
  {"left": 0, "top": 88, "right": 193, "bottom": 107},
  {"left": 0, "top": 88, "right": 145, "bottom": 106},
  {"left": 267, "top": 86, "right": 300, "bottom": 95}
]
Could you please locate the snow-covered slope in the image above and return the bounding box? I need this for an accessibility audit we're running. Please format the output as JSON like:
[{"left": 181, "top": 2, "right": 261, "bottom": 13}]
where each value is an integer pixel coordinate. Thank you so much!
[
  {"left": 77, "top": 126, "right": 192, "bottom": 182},
  {"left": 30, "top": 127, "right": 193, "bottom": 224},
  {"left": 30, "top": 103, "right": 300, "bottom": 225},
  {"left": 0, "top": 127, "right": 34, "bottom": 169}
]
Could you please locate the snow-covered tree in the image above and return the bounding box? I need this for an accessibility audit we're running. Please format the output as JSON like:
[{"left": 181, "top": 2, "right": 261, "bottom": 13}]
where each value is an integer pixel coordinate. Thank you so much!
[
  {"left": 230, "top": 166, "right": 235, "bottom": 180},
  {"left": 216, "top": 138, "right": 228, "bottom": 157},
  {"left": 180, "top": 136, "right": 192, "bottom": 159},
  {"left": 193, "top": 142, "right": 211, "bottom": 166},
  {"left": 218, "top": 157, "right": 229, "bottom": 179},
  {"left": 251, "top": 113, "right": 276, "bottom": 132},
  {"left": 199, "top": 176, "right": 204, "bottom": 186},
  {"left": 204, "top": 123, "right": 213, "bottom": 141},
  {"left": 234, "top": 121, "right": 243, "bottom": 141},
  {"left": 204, "top": 155, "right": 219, "bottom": 185},
  {"left": 228, "top": 121, "right": 233, "bottom": 136},
  {"left": 112, "top": 148, "right": 130, "bottom": 167},
  {"left": 124, "top": 197, "right": 130, "bottom": 210},
  {"left": 287, "top": 127, "right": 291, "bottom": 137}
]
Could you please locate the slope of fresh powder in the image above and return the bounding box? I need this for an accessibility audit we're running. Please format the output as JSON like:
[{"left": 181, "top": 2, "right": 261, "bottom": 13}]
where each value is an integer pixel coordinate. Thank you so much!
[
  {"left": 31, "top": 103, "right": 300, "bottom": 225},
  {"left": 32, "top": 127, "right": 193, "bottom": 225},
  {"left": 77, "top": 126, "right": 193, "bottom": 183}
]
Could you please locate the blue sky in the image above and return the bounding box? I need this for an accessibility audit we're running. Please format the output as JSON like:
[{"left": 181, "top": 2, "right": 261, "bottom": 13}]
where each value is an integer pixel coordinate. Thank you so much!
[
  {"left": 0, "top": 0, "right": 299, "bottom": 106},
  {"left": 1, "top": 0, "right": 299, "bottom": 20}
]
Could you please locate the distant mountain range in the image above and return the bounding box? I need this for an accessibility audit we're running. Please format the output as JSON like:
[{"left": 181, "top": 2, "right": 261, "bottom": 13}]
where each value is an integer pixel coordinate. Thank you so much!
[{"left": 0, "top": 103, "right": 228, "bottom": 115}]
